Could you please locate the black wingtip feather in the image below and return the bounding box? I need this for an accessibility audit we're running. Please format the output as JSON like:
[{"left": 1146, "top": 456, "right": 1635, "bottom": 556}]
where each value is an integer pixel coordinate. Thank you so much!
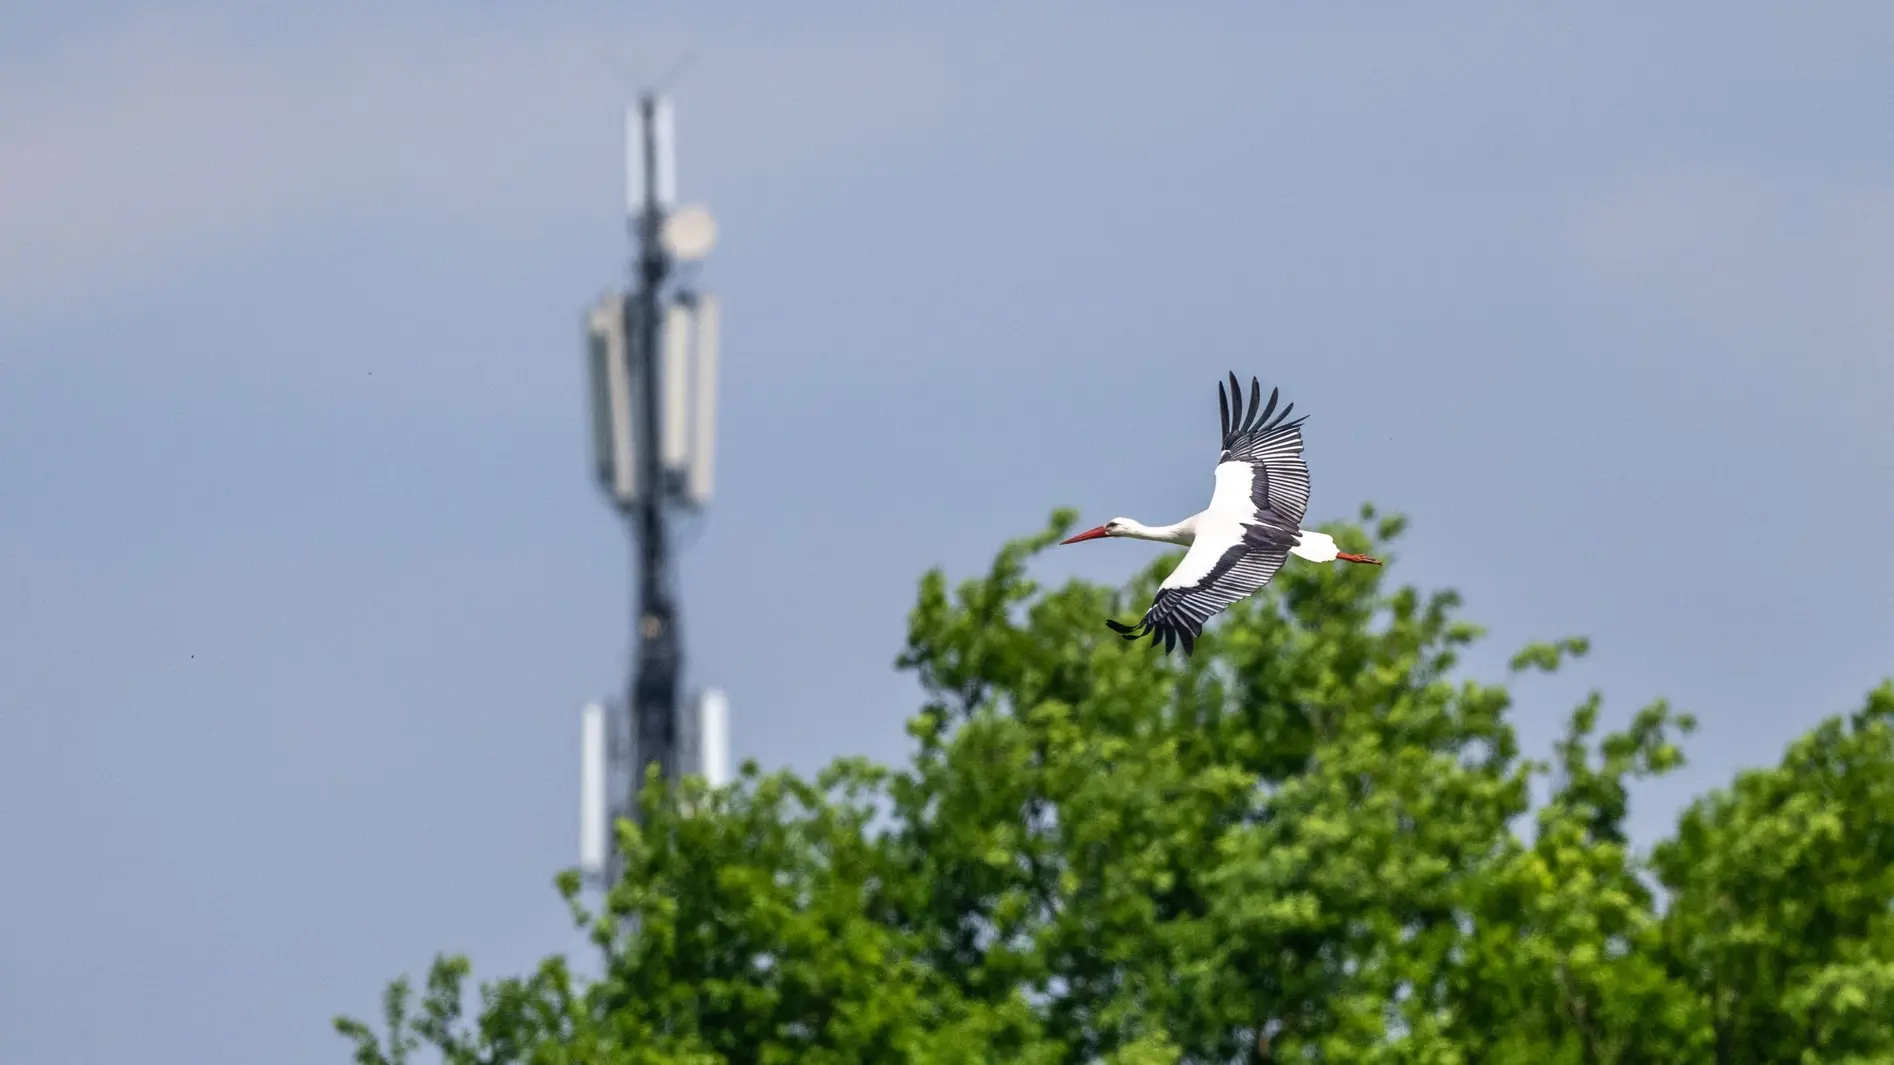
[
  {"left": 1255, "top": 383, "right": 1278, "bottom": 433},
  {"left": 1101, "top": 615, "right": 1204, "bottom": 657},
  {"left": 1215, "top": 372, "right": 1314, "bottom": 452}
]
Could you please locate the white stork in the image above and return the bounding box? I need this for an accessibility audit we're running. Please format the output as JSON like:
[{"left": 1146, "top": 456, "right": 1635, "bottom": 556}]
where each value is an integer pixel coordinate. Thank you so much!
[{"left": 1059, "top": 372, "right": 1381, "bottom": 656}]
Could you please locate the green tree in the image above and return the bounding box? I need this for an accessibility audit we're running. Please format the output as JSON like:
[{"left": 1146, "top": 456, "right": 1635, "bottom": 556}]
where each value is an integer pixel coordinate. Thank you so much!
[
  {"left": 1654, "top": 681, "right": 1894, "bottom": 1065},
  {"left": 335, "top": 509, "right": 1892, "bottom": 1064}
]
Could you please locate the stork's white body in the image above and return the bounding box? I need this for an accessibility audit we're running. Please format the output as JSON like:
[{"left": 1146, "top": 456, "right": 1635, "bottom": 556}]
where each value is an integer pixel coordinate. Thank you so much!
[
  {"left": 1108, "top": 511, "right": 1341, "bottom": 579},
  {"left": 1061, "top": 373, "right": 1378, "bottom": 656}
]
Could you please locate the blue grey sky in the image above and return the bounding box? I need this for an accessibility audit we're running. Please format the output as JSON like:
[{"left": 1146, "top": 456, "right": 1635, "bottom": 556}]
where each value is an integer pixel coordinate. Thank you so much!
[{"left": 3, "top": 4, "right": 1892, "bottom": 1062}]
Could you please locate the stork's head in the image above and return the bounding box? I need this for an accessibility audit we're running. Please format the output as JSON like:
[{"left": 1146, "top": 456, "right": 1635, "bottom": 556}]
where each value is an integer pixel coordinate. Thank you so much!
[{"left": 1060, "top": 518, "right": 1133, "bottom": 544}]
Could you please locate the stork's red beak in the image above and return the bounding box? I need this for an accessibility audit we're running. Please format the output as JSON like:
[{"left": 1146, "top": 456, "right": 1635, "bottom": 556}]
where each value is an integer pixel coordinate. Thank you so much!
[{"left": 1060, "top": 525, "right": 1110, "bottom": 545}]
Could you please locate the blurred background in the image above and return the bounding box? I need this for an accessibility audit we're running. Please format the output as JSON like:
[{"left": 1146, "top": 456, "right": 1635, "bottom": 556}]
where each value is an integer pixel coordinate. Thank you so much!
[{"left": 2, "top": 3, "right": 1891, "bottom": 1062}]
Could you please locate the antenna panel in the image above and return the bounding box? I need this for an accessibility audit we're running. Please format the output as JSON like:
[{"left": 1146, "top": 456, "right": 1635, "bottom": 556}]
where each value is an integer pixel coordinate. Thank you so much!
[
  {"left": 584, "top": 299, "right": 616, "bottom": 487},
  {"left": 586, "top": 294, "right": 638, "bottom": 504},
  {"left": 579, "top": 702, "right": 608, "bottom": 875},
  {"left": 661, "top": 300, "right": 693, "bottom": 474},
  {"left": 686, "top": 295, "right": 720, "bottom": 506},
  {"left": 651, "top": 96, "right": 677, "bottom": 207},
  {"left": 603, "top": 298, "right": 639, "bottom": 504},
  {"left": 697, "top": 689, "right": 730, "bottom": 787},
  {"left": 623, "top": 104, "right": 644, "bottom": 217}
]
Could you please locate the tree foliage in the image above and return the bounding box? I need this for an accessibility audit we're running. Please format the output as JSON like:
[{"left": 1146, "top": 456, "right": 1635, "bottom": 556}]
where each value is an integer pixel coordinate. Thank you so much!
[{"left": 337, "top": 508, "right": 1894, "bottom": 1063}]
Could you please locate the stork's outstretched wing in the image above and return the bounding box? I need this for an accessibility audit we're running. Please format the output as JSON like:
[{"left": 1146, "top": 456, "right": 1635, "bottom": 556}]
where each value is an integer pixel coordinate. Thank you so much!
[
  {"left": 1106, "top": 521, "right": 1296, "bottom": 656},
  {"left": 1210, "top": 373, "right": 1310, "bottom": 532}
]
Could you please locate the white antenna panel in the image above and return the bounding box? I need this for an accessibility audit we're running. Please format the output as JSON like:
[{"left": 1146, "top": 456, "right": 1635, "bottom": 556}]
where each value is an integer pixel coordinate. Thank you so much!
[
  {"left": 586, "top": 294, "right": 637, "bottom": 505},
  {"left": 623, "top": 103, "right": 644, "bottom": 217},
  {"left": 603, "top": 299, "right": 638, "bottom": 505},
  {"left": 686, "top": 295, "right": 720, "bottom": 507},
  {"left": 584, "top": 300, "right": 616, "bottom": 487},
  {"left": 579, "top": 702, "right": 608, "bottom": 875},
  {"left": 698, "top": 689, "right": 730, "bottom": 787},
  {"left": 661, "top": 300, "right": 693, "bottom": 473},
  {"left": 651, "top": 96, "right": 677, "bottom": 207}
]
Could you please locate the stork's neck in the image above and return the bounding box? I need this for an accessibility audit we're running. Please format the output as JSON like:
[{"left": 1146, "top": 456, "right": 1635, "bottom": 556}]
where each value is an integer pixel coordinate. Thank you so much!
[{"left": 1122, "top": 514, "right": 1198, "bottom": 545}]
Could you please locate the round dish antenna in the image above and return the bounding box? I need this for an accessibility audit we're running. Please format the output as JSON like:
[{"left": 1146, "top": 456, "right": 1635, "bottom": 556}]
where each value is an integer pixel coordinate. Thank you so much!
[{"left": 662, "top": 204, "right": 717, "bottom": 261}]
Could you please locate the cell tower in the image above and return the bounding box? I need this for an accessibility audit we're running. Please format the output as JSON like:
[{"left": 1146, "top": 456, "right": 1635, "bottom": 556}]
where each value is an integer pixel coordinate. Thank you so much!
[{"left": 577, "top": 93, "right": 732, "bottom": 887}]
